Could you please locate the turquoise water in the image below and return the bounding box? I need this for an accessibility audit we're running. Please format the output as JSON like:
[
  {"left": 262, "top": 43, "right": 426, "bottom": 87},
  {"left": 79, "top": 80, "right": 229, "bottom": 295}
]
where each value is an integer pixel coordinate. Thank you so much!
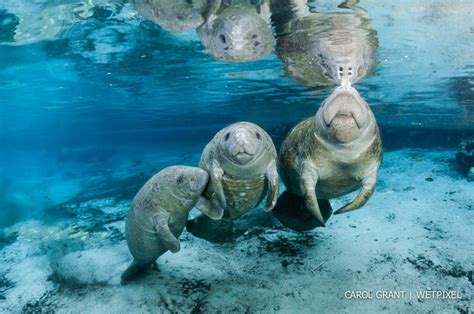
[
  {"left": 0, "top": 0, "right": 473, "bottom": 312},
  {"left": 0, "top": 0, "right": 472, "bottom": 225}
]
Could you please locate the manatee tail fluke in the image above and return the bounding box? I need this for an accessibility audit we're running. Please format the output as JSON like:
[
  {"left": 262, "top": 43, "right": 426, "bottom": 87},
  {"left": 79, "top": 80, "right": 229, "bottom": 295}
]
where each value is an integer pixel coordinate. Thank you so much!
[
  {"left": 272, "top": 191, "right": 332, "bottom": 232},
  {"left": 121, "top": 260, "right": 151, "bottom": 285}
]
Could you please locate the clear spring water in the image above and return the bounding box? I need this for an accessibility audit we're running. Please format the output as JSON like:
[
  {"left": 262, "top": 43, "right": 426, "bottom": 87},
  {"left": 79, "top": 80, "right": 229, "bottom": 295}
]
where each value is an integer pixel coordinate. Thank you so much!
[
  {"left": 0, "top": 1, "right": 472, "bottom": 231},
  {"left": 0, "top": 1, "right": 473, "bottom": 312}
]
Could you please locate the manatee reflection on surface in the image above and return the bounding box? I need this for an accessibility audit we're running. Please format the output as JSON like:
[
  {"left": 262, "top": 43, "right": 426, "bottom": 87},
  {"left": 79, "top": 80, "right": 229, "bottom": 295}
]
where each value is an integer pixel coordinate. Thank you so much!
[
  {"left": 197, "top": 0, "right": 274, "bottom": 63},
  {"left": 271, "top": 0, "right": 378, "bottom": 86},
  {"left": 133, "top": 0, "right": 219, "bottom": 33}
]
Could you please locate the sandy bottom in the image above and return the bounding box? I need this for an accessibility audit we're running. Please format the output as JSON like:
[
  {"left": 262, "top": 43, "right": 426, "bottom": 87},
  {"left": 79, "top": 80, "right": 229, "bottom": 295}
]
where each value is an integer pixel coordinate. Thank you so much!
[{"left": 0, "top": 149, "right": 472, "bottom": 313}]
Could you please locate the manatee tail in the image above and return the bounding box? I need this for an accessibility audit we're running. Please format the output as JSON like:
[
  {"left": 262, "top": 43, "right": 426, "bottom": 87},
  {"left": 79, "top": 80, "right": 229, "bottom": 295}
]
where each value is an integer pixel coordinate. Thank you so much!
[
  {"left": 272, "top": 191, "right": 332, "bottom": 232},
  {"left": 186, "top": 214, "right": 234, "bottom": 244},
  {"left": 121, "top": 260, "right": 152, "bottom": 285}
]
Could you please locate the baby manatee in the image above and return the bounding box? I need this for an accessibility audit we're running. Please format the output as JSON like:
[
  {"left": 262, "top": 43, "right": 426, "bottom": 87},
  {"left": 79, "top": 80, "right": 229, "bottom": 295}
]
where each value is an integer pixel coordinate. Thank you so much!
[
  {"left": 122, "top": 166, "right": 222, "bottom": 283},
  {"left": 187, "top": 122, "right": 278, "bottom": 242},
  {"left": 276, "top": 84, "right": 383, "bottom": 229}
]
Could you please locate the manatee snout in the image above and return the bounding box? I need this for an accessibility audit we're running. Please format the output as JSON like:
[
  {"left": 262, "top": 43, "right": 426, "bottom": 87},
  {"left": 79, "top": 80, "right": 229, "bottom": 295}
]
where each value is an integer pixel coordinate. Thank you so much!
[
  {"left": 221, "top": 127, "right": 261, "bottom": 164},
  {"left": 321, "top": 86, "right": 369, "bottom": 143}
]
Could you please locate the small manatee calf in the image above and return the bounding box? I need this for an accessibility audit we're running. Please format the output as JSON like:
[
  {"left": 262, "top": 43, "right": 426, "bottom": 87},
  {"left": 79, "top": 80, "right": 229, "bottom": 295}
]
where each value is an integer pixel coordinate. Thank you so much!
[
  {"left": 187, "top": 122, "right": 279, "bottom": 242},
  {"left": 276, "top": 84, "right": 382, "bottom": 229},
  {"left": 121, "top": 166, "right": 223, "bottom": 283}
]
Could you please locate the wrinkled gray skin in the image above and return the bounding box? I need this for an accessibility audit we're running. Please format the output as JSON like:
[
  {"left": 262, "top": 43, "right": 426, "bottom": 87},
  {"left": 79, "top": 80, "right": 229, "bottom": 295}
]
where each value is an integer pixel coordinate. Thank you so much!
[
  {"left": 188, "top": 122, "right": 278, "bottom": 241},
  {"left": 122, "top": 166, "right": 222, "bottom": 283},
  {"left": 134, "top": 0, "right": 220, "bottom": 33},
  {"left": 278, "top": 85, "right": 383, "bottom": 226},
  {"left": 197, "top": 0, "right": 274, "bottom": 62},
  {"left": 271, "top": 0, "right": 377, "bottom": 86}
]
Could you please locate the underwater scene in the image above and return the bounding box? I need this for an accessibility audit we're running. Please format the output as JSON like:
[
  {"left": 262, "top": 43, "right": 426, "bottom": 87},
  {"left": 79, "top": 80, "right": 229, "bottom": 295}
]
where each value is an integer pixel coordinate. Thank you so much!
[{"left": 0, "top": 0, "right": 472, "bottom": 312}]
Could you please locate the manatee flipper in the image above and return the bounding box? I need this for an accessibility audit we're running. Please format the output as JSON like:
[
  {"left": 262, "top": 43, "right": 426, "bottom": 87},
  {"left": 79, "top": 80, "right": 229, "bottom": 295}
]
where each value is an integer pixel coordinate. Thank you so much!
[
  {"left": 210, "top": 159, "right": 227, "bottom": 209},
  {"left": 121, "top": 260, "right": 152, "bottom": 284},
  {"left": 186, "top": 214, "right": 234, "bottom": 243},
  {"left": 334, "top": 171, "right": 377, "bottom": 215},
  {"left": 196, "top": 196, "right": 224, "bottom": 220},
  {"left": 264, "top": 161, "right": 279, "bottom": 212},
  {"left": 153, "top": 213, "right": 180, "bottom": 253},
  {"left": 273, "top": 191, "right": 332, "bottom": 231},
  {"left": 300, "top": 161, "right": 326, "bottom": 226}
]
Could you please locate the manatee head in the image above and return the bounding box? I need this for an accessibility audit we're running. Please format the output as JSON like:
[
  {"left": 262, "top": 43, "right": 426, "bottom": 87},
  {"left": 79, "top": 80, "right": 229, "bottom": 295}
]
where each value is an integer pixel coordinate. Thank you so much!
[
  {"left": 198, "top": 8, "right": 273, "bottom": 62},
  {"left": 316, "top": 85, "right": 370, "bottom": 143},
  {"left": 218, "top": 122, "right": 268, "bottom": 165},
  {"left": 167, "top": 166, "right": 209, "bottom": 197},
  {"left": 135, "top": 0, "right": 207, "bottom": 33}
]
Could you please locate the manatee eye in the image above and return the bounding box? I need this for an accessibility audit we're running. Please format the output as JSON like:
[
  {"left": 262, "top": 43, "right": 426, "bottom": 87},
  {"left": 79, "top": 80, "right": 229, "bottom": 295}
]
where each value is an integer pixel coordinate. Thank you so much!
[
  {"left": 219, "top": 34, "right": 227, "bottom": 44},
  {"left": 256, "top": 132, "right": 261, "bottom": 140},
  {"left": 224, "top": 132, "right": 230, "bottom": 141},
  {"left": 177, "top": 175, "right": 184, "bottom": 184}
]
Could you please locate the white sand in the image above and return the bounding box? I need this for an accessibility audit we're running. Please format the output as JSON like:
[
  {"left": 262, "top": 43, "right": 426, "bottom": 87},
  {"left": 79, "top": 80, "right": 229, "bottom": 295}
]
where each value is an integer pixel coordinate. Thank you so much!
[{"left": 0, "top": 149, "right": 472, "bottom": 313}]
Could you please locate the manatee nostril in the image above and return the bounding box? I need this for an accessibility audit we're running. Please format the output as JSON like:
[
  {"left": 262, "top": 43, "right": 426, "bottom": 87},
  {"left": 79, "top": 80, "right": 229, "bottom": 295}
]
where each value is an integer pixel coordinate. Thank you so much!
[
  {"left": 256, "top": 132, "right": 261, "bottom": 140},
  {"left": 338, "top": 66, "right": 344, "bottom": 79},
  {"left": 225, "top": 132, "right": 230, "bottom": 141}
]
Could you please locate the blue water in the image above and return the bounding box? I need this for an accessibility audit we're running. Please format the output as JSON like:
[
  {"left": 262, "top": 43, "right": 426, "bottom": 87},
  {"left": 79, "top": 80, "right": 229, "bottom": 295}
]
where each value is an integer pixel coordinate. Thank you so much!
[
  {"left": 0, "top": 0, "right": 473, "bottom": 224},
  {"left": 0, "top": 1, "right": 473, "bottom": 312}
]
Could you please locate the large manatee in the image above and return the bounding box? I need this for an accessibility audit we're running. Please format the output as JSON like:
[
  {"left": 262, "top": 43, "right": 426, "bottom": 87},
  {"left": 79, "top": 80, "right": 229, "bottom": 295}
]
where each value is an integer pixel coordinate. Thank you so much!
[{"left": 275, "top": 84, "right": 383, "bottom": 229}]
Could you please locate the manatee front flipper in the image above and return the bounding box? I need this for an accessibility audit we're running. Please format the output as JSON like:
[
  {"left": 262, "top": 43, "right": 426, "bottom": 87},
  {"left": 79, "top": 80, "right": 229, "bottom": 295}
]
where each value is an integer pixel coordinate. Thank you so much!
[
  {"left": 211, "top": 159, "right": 227, "bottom": 209},
  {"left": 300, "top": 161, "right": 326, "bottom": 226},
  {"left": 121, "top": 260, "right": 152, "bottom": 284},
  {"left": 264, "top": 161, "right": 279, "bottom": 212},
  {"left": 196, "top": 196, "right": 224, "bottom": 220},
  {"left": 334, "top": 171, "right": 377, "bottom": 215},
  {"left": 153, "top": 213, "right": 180, "bottom": 253},
  {"left": 273, "top": 191, "right": 332, "bottom": 231},
  {"left": 186, "top": 214, "right": 234, "bottom": 244}
]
